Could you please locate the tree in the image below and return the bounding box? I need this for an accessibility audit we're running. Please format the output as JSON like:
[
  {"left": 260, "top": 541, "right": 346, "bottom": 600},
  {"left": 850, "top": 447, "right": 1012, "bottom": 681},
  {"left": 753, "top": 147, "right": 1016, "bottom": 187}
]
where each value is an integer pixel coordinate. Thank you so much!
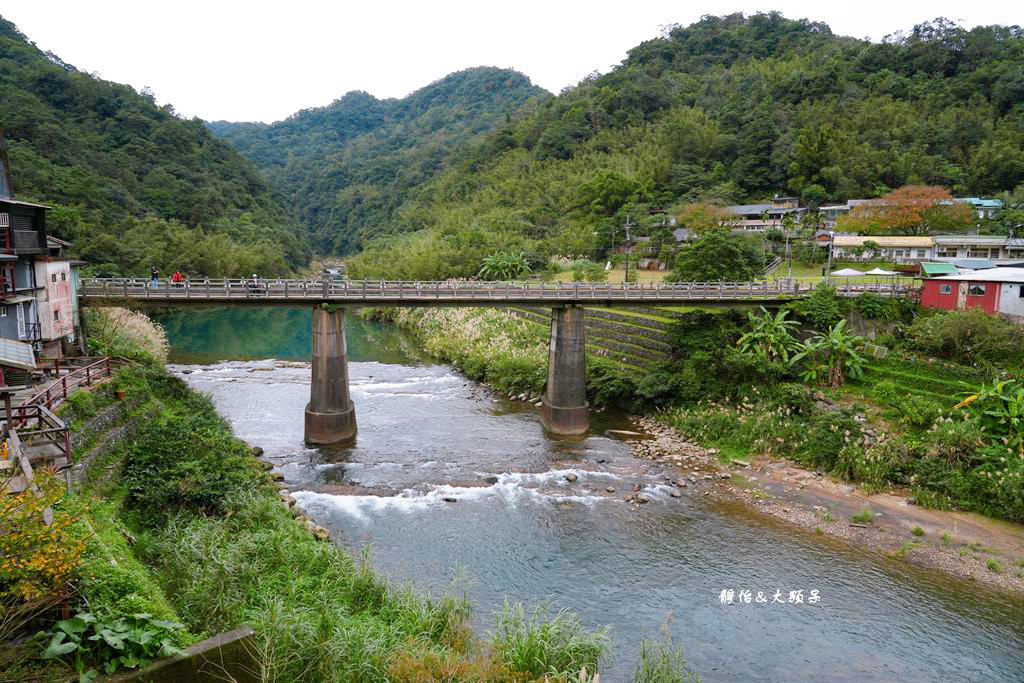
[
  {"left": 838, "top": 185, "right": 974, "bottom": 235},
  {"left": 669, "top": 230, "right": 764, "bottom": 281},
  {"left": 674, "top": 202, "right": 736, "bottom": 236}
]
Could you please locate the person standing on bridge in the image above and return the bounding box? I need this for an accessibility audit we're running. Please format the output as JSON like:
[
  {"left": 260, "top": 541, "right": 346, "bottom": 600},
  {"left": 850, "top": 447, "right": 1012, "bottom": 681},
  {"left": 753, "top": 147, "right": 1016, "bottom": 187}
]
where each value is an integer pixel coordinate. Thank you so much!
[{"left": 150, "top": 267, "right": 159, "bottom": 289}]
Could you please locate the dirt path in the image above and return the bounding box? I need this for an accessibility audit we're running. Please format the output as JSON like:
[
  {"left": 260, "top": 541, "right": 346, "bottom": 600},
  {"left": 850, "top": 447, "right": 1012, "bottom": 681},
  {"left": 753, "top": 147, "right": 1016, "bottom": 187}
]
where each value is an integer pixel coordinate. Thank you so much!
[{"left": 627, "top": 416, "right": 1024, "bottom": 594}]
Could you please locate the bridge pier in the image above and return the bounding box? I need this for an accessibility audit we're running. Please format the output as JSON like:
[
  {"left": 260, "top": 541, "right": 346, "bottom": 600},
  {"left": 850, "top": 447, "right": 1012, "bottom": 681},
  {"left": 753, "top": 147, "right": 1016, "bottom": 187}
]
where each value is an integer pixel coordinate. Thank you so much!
[
  {"left": 541, "top": 305, "right": 588, "bottom": 436},
  {"left": 304, "top": 306, "right": 357, "bottom": 446}
]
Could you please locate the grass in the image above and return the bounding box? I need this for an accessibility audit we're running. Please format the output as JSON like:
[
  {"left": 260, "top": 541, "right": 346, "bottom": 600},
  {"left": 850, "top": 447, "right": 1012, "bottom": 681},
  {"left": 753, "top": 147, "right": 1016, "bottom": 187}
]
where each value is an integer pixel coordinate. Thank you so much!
[
  {"left": 912, "top": 526, "right": 925, "bottom": 537},
  {"left": 489, "top": 600, "right": 610, "bottom": 680},
  {"left": 986, "top": 558, "right": 1004, "bottom": 574},
  {"left": 941, "top": 532, "right": 952, "bottom": 545},
  {"left": 851, "top": 507, "right": 874, "bottom": 524},
  {"left": 632, "top": 630, "right": 701, "bottom": 683},
  {"left": 889, "top": 542, "right": 920, "bottom": 561}
]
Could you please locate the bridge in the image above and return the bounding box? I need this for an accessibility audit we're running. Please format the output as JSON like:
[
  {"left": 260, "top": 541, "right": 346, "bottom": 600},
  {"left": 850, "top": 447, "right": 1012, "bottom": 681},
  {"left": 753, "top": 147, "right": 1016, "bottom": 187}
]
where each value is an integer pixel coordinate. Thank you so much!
[{"left": 79, "top": 277, "right": 915, "bottom": 442}]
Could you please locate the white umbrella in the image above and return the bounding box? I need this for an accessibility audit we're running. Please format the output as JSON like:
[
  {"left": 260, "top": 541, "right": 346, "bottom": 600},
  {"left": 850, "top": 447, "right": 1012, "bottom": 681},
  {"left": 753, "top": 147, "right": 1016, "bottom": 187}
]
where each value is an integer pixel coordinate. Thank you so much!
[
  {"left": 864, "top": 267, "right": 899, "bottom": 276},
  {"left": 829, "top": 268, "right": 865, "bottom": 277}
]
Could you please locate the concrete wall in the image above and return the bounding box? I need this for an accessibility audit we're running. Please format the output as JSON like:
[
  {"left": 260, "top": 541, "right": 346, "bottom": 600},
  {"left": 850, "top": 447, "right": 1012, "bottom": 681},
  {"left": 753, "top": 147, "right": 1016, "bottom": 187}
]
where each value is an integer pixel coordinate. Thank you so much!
[
  {"left": 998, "top": 282, "right": 1024, "bottom": 318},
  {"left": 33, "top": 259, "right": 74, "bottom": 341},
  {"left": 101, "top": 626, "right": 259, "bottom": 683}
]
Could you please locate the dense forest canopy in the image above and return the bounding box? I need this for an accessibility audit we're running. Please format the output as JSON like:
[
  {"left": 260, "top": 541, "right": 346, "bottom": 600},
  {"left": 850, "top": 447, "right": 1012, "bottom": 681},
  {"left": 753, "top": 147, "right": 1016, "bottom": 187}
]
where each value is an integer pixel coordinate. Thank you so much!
[
  {"left": 329, "top": 13, "right": 1023, "bottom": 279},
  {"left": 0, "top": 16, "right": 310, "bottom": 277},
  {"left": 208, "top": 68, "right": 549, "bottom": 254}
]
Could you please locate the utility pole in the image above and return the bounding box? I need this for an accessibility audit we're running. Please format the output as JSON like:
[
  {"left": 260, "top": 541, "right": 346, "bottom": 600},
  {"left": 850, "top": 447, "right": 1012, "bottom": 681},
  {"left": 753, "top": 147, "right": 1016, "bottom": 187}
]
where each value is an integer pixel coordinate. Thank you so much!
[
  {"left": 825, "top": 230, "right": 835, "bottom": 286},
  {"left": 624, "top": 216, "right": 634, "bottom": 284}
]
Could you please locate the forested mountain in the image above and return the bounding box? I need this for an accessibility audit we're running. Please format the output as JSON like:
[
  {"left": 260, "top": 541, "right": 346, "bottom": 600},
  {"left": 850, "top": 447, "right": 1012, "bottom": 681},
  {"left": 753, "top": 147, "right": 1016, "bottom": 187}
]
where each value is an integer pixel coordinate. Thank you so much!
[
  {"left": 339, "top": 13, "right": 1024, "bottom": 279},
  {"left": 0, "top": 16, "right": 310, "bottom": 276},
  {"left": 208, "top": 68, "right": 549, "bottom": 254}
]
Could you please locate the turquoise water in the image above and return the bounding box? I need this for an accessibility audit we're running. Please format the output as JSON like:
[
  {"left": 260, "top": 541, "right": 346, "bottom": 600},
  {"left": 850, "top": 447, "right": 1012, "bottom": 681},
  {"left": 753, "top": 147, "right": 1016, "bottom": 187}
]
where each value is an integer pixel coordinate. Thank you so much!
[{"left": 158, "top": 307, "right": 1024, "bottom": 681}]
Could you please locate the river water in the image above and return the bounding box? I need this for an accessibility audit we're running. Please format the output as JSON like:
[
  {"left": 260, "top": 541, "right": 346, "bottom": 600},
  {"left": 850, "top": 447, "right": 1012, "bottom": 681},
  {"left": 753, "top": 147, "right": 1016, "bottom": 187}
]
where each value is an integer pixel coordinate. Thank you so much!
[{"left": 158, "top": 307, "right": 1024, "bottom": 681}]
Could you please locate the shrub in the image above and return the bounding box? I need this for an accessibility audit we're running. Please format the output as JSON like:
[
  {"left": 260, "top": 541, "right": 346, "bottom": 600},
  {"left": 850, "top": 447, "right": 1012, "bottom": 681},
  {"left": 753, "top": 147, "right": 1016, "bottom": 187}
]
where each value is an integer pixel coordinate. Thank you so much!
[
  {"left": 903, "top": 310, "right": 1024, "bottom": 367},
  {"left": 120, "top": 409, "right": 258, "bottom": 524},
  {"left": 784, "top": 286, "right": 847, "bottom": 331},
  {"left": 893, "top": 395, "right": 943, "bottom": 429}
]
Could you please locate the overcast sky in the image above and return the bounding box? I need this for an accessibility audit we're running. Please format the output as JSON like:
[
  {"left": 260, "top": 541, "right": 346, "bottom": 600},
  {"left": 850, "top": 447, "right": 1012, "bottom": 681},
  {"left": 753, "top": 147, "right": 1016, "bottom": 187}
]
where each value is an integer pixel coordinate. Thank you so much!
[{"left": 3, "top": 1, "right": 1019, "bottom": 124}]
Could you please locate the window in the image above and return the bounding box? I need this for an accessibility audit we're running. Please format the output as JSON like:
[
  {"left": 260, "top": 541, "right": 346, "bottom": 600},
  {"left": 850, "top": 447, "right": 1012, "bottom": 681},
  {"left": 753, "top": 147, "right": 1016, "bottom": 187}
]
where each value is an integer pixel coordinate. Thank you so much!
[
  {"left": 53, "top": 310, "right": 59, "bottom": 321},
  {"left": 939, "top": 284, "right": 952, "bottom": 295},
  {"left": 936, "top": 248, "right": 957, "bottom": 257},
  {"left": 51, "top": 273, "right": 57, "bottom": 283},
  {"left": 968, "top": 284, "right": 987, "bottom": 296},
  {"left": 0, "top": 306, "right": 6, "bottom": 317},
  {"left": 914, "top": 249, "right": 925, "bottom": 257},
  {"left": 1019, "top": 285, "right": 1024, "bottom": 298},
  {"left": 61, "top": 272, "right": 66, "bottom": 281}
]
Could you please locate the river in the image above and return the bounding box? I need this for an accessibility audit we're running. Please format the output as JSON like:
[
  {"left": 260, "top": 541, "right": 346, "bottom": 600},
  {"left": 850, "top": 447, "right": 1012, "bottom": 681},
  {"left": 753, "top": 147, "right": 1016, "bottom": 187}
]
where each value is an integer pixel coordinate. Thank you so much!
[{"left": 158, "top": 306, "right": 1024, "bottom": 681}]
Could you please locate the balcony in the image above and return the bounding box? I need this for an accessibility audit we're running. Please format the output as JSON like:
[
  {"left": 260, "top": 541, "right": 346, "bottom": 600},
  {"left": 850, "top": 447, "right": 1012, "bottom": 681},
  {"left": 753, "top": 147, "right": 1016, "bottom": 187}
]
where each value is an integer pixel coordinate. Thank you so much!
[{"left": 13, "top": 229, "right": 42, "bottom": 253}]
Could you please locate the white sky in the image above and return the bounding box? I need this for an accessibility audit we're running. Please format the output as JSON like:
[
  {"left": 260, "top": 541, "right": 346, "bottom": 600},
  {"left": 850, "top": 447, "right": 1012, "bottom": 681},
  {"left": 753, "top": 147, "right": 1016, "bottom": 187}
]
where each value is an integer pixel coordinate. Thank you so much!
[{"left": 3, "top": 1, "right": 1019, "bottom": 124}]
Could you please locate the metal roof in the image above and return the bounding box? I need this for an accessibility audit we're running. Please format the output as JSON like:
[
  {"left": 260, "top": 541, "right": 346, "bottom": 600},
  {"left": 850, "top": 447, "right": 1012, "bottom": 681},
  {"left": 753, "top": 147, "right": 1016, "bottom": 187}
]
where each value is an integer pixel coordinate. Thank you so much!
[
  {"left": 933, "top": 234, "right": 1006, "bottom": 245},
  {"left": 920, "top": 262, "right": 959, "bottom": 275},
  {"left": 928, "top": 267, "right": 1024, "bottom": 283},
  {"left": 832, "top": 235, "right": 934, "bottom": 247},
  {"left": 0, "top": 337, "right": 36, "bottom": 371},
  {"left": 0, "top": 197, "right": 50, "bottom": 209},
  {"left": 951, "top": 258, "right": 996, "bottom": 270}
]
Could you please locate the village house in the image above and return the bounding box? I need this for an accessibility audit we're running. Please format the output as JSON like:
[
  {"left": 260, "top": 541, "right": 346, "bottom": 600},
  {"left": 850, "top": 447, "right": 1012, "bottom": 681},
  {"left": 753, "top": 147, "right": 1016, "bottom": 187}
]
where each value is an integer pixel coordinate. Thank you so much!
[
  {"left": 828, "top": 235, "right": 935, "bottom": 262},
  {"left": 0, "top": 133, "right": 81, "bottom": 359},
  {"left": 920, "top": 267, "right": 1024, "bottom": 320},
  {"left": 725, "top": 196, "right": 805, "bottom": 232}
]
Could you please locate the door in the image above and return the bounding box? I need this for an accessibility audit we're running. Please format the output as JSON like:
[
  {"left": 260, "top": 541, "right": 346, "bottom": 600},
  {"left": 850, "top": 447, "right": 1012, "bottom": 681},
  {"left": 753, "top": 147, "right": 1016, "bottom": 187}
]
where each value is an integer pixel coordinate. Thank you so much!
[
  {"left": 16, "top": 302, "right": 25, "bottom": 338},
  {"left": 956, "top": 283, "right": 967, "bottom": 311}
]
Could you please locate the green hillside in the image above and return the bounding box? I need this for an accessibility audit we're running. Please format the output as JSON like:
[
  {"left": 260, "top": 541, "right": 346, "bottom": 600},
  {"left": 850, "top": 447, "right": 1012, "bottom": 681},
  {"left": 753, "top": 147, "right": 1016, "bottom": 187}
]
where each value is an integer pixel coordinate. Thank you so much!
[
  {"left": 341, "top": 13, "right": 1024, "bottom": 279},
  {"left": 208, "top": 67, "right": 550, "bottom": 254},
  {"left": 0, "top": 16, "right": 310, "bottom": 276}
]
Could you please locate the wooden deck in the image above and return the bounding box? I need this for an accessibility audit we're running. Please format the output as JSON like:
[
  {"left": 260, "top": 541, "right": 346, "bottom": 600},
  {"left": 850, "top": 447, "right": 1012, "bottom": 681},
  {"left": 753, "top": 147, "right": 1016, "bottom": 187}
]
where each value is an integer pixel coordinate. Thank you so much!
[{"left": 80, "top": 277, "right": 916, "bottom": 307}]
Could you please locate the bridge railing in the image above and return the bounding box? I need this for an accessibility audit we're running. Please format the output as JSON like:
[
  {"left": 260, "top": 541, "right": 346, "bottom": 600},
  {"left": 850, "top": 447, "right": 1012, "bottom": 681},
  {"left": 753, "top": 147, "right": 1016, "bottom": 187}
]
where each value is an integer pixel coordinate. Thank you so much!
[{"left": 79, "top": 277, "right": 914, "bottom": 302}]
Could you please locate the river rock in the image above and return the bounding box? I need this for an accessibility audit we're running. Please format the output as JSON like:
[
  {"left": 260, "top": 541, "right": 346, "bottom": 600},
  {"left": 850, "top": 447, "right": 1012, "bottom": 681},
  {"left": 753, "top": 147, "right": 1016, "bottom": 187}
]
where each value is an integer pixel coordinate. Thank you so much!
[
  {"left": 442, "top": 496, "right": 458, "bottom": 503},
  {"left": 251, "top": 446, "right": 264, "bottom": 457},
  {"left": 674, "top": 479, "right": 688, "bottom": 487},
  {"left": 633, "top": 483, "right": 643, "bottom": 492},
  {"left": 565, "top": 473, "right": 578, "bottom": 483},
  {"left": 635, "top": 493, "right": 650, "bottom": 503},
  {"left": 606, "top": 487, "right": 615, "bottom": 493},
  {"left": 534, "top": 401, "right": 543, "bottom": 407},
  {"left": 670, "top": 490, "right": 682, "bottom": 498},
  {"left": 483, "top": 475, "right": 499, "bottom": 485},
  {"left": 270, "top": 472, "right": 285, "bottom": 482}
]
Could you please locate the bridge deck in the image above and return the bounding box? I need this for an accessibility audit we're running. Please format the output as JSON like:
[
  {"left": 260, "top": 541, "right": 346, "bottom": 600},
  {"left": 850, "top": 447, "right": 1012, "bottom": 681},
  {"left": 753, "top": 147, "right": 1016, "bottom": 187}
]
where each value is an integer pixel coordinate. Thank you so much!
[{"left": 79, "top": 278, "right": 915, "bottom": 307}]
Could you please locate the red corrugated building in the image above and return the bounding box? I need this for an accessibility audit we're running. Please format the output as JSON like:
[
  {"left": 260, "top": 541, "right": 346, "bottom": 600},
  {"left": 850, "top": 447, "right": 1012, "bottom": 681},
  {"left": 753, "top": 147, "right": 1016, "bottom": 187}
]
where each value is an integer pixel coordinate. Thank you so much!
[{"left": 920, "top": 268, "right": 1024, "bottom": 319}]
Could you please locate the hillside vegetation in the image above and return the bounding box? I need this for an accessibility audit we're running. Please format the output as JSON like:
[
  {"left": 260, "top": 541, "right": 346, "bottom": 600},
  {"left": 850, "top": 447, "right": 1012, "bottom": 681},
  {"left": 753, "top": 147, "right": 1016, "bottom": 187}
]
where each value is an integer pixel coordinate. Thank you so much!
[
  {"left": 0, "top": 16, "right": 310, "bottom": 276},
  {"left": 209, "top": 67, "right": 549, "bottom": 254},
  {"left": 339, "top": 13, "right": 1024, "bottom": 279}
]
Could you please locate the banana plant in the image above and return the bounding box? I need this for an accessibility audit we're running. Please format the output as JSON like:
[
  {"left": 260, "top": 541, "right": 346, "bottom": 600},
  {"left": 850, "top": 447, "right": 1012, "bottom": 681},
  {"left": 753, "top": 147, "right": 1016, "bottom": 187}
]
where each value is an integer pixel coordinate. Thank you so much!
[
  {"left": 736, "top": 307, "right": 800, "bottom": 362},
  {"left": 790, "top": 319, "right": 866, "bottom": 388},
  {"left": 955, "top": 378, "right": 1024, "bottom": 451}
]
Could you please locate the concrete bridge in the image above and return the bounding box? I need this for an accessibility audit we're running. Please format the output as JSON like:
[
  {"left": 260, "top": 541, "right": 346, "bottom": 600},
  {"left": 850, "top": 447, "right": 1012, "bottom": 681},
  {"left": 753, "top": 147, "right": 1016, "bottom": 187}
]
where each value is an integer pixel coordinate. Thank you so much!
[{"left": 78, "top": 277, "right": 915, "bottom": 443}]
